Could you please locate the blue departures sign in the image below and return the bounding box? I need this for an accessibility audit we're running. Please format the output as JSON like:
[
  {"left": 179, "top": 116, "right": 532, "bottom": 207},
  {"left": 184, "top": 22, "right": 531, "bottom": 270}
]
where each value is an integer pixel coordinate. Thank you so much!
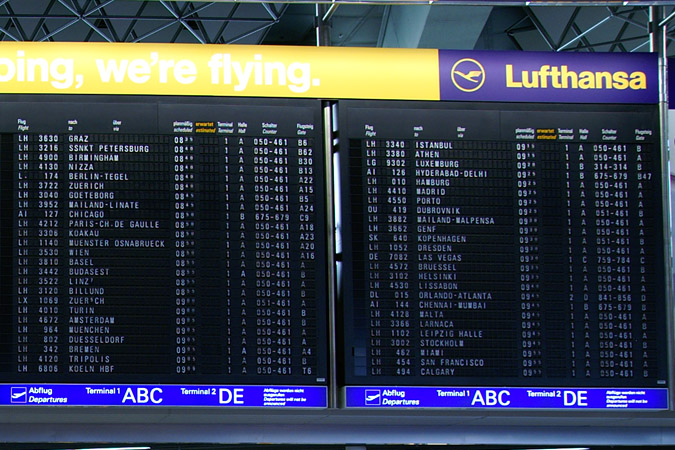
[
  {"left": 345, "top": 387, "right": 668, "bottom": 409},
  {"left": 1, "top": 384, "right": 328, "bottom": 407}
]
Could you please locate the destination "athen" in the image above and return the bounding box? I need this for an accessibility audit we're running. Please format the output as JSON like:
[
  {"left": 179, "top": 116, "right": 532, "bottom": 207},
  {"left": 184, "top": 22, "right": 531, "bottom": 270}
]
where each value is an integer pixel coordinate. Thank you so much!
[{"left": 505, "top": 64, "right": 646, "bottom": 90}]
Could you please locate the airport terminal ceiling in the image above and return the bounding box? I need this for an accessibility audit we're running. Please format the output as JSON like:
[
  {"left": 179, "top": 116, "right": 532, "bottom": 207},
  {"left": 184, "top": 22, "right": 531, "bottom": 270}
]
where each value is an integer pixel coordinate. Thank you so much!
[{"left": 0, "top": 1, "right": 673, "bottom": 54}]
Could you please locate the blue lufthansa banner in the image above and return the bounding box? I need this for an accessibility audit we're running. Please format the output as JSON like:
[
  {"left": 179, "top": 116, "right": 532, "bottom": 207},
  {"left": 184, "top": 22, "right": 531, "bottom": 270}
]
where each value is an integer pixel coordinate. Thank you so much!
[{"left": 440, "top": 50, "right": 658, "bottom": 104}]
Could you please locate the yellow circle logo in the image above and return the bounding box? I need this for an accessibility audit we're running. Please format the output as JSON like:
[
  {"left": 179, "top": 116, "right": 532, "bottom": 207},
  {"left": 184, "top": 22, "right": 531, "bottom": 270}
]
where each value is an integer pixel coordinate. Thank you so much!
[{"left": 451, "top": 58, "right": 485, "bottom": 93}]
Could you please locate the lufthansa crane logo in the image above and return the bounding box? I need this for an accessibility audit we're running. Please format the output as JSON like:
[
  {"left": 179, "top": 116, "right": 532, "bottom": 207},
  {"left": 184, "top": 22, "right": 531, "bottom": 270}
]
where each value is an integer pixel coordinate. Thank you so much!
[{"left": 451, "top": 58, "right": 485, "bottom": 93}]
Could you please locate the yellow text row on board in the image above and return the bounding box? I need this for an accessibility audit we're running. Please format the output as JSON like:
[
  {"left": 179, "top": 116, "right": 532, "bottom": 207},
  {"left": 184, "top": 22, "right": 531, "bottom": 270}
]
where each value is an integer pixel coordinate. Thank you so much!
[{"left": 0, "top": 41, "right": 440, "bottom": 100}]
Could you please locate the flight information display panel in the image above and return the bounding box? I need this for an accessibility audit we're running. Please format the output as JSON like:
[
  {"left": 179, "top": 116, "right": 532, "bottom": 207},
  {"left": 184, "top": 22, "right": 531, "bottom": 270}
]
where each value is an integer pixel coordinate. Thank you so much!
[
  {"left": 0, "top": 95, "right": 327, "bottom": 408},
  {"left": 339, "top": 100, "right": 669, "bottom": 409}
]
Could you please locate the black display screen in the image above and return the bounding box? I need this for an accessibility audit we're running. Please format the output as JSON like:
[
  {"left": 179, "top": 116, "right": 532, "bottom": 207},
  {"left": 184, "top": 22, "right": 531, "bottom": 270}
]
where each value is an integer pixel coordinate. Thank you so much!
[
  {"left": 339, "top": 100, "right": 668, "bottom": 388},
  {"left": 0, "top": 95, "right": 327, "bottom": 386}
]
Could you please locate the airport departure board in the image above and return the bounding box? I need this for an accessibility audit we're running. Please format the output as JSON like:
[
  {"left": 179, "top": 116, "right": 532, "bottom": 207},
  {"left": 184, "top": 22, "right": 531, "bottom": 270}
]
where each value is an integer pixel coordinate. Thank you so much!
[
  {"left": 0, "top": 43, "right": 668, "bottom": 412},
  {"left": 339, "top": 100, "right": 669, "bottom": 409},
  {"left": 0, "top": 96, "right": 328, "bottom": 407}
]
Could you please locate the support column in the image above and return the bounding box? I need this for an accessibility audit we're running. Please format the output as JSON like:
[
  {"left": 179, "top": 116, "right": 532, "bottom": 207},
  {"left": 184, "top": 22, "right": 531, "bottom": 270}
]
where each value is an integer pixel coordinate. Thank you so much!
[
  {"left": 315, "top": 1, "right": 338, "bottom": 410},
  {"left": 650, "top": 5, "right": 675, "bottom": 411},
  {"left": 316, "top": 3, "right": 333, "bottom": 47}
]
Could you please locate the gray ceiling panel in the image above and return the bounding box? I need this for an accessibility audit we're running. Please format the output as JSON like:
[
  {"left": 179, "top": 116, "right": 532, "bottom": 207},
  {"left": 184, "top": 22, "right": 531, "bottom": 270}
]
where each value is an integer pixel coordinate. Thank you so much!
[
  {"left": 516, "top": 28, "right": 549, "bottom": 51},
  {"left": 529, "top": 6, "right": 576, "bottom": 46},
  {"left": 474, "top": 6, "right": 523, "bottom": 50},
  {"left": 262, "top": 3, "right": 314, "bottom": 45},
  {"left": 417, "top": 5, "right": 492, "bottom": 49},
  {"left": 330, "top": 4, "right": 384, "bottom": 47},
  {"left": 381, "top": 5, "right": 431, "bottom": 48}
]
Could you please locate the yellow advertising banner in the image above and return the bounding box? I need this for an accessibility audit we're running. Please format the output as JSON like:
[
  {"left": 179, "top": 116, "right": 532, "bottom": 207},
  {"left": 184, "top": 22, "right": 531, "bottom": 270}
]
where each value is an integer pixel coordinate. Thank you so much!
[{"left": 0, "top": 41, "right": 440, "bottom": 100}]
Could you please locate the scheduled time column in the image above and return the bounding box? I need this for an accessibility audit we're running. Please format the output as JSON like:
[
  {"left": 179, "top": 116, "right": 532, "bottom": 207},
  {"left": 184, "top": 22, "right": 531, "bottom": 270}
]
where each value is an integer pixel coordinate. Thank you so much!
[{"left": 173, "top": 134, "right": 197, "bottom": 375}]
